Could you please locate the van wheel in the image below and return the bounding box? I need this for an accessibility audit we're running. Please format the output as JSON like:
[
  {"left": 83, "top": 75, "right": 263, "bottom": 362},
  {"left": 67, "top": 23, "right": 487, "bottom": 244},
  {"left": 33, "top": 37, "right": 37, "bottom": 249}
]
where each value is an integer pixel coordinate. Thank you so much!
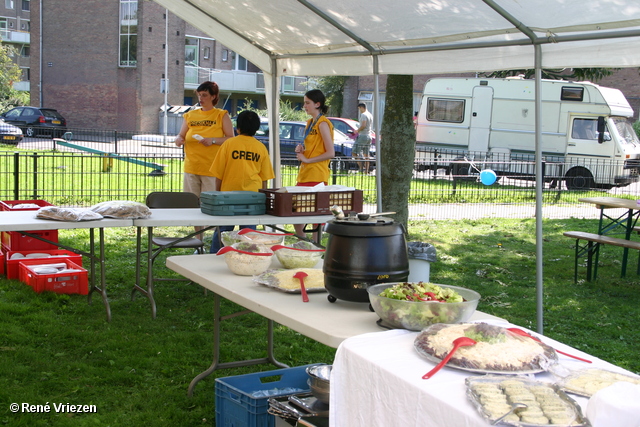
[{"left": 565, "top": 168, "right": 594, "bottom": 190}]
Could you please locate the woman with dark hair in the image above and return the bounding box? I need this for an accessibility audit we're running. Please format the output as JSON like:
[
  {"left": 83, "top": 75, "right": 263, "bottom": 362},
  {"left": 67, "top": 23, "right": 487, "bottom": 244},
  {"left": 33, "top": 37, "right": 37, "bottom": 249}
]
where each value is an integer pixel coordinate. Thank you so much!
[
  {"left": 175, "top": 81, "right": 234, "bottom": 240},
  {"left": 293, "top": 89, "right": 335, "bottom": 238}
]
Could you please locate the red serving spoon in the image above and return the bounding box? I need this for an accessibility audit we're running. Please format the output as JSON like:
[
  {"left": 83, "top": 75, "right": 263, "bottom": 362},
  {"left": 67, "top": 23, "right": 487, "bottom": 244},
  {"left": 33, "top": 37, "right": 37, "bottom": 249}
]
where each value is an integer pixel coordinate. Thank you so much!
[
  {"left": 422, "top": 337, "right": 477, "bottom": 379},
  {"left": 293, "top": 271, "right": 310, "bottom": 302},
  {"left": 507, "top": 328, "right": 592, "bottom": 363},
  {"left": 215, "top": 246, "right": 272, "bottom": 256}
]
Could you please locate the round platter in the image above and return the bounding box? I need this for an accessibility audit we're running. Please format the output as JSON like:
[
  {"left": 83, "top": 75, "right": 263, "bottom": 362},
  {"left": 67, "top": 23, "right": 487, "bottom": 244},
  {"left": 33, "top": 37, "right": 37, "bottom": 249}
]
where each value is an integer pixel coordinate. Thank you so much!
[{"left": 414, "top": 323, "right": 558, "bottom": 375}]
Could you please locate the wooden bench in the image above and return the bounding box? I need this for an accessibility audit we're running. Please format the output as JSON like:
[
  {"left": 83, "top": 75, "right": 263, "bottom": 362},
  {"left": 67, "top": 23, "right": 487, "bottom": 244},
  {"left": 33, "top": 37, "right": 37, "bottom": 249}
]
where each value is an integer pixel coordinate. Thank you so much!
[{"left": 563, "top": 231, "right": 640, "bottom": 282}]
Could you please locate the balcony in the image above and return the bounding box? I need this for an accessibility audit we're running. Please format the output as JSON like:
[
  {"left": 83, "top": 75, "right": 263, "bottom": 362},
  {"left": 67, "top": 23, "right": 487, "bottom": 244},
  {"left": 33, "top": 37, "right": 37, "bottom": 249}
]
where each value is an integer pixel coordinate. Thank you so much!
[
  {"left": 0, "top": 30, "right": 30, "bottom": 43},
  {"left": 184, "top": 66, "right": 308, "bottom": 95}
]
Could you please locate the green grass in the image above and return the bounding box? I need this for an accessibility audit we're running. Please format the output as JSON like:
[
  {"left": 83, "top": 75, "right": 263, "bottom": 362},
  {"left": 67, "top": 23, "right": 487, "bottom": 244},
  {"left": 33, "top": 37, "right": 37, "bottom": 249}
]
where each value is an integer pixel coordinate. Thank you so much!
[{"left": 1, "top": 218, "right": 639, "bottom": 425}]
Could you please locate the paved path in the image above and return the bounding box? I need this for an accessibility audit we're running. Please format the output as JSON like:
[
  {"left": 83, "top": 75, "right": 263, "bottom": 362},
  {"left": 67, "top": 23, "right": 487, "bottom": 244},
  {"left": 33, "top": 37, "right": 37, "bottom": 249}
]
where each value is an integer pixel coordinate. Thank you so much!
[{"left": 361, "top": 203, "right": 607, "bottom": 220}]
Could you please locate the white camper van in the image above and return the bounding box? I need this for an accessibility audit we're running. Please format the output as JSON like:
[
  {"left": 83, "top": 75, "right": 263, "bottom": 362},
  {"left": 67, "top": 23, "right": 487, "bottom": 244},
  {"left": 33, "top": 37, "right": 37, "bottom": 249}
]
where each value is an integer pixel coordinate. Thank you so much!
[{"left": 415, "top": 77, "right": 640, "bottom": 189}]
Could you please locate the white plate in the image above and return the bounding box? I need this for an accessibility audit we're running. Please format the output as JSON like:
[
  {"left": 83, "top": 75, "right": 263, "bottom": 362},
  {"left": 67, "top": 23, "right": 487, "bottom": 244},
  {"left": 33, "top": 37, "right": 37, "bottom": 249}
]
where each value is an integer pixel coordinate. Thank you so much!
[
  {"left": 25, "top": 253, "right": 52, "bottom": 258},
  {"left": 32, "top": 267, "right": 60, "bottom": 274}
]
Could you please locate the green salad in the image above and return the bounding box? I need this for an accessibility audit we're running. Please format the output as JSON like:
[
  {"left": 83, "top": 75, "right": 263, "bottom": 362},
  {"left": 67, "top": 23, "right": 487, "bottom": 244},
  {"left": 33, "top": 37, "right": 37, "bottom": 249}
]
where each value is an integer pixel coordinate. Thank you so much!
[{"left": 379, "top": 282, "right": 464, "bottom": 303}]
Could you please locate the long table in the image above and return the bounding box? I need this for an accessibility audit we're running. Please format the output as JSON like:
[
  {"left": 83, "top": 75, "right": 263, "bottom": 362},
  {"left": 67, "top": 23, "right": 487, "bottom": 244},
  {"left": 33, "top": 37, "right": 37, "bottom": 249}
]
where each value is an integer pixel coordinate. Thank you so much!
[
  {"left": 579, "top": 196, "right": 640, "bottom": 276},
  {"left": 0, "top": 210, "right": 134, "bottom": 321},
  {"left": 133, "top": 209, "right": 333, "bottom": 318},
  {"left": 330, "top": 323, "right": 637, "bottom": 427},
  {"left": 165, "top": 254, "right": 505, "bottom": 396}
]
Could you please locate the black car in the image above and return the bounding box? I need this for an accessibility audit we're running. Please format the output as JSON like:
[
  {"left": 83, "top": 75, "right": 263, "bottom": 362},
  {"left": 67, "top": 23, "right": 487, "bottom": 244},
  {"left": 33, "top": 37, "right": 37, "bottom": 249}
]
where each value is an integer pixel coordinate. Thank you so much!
[
  {"left": 254, "top": 120, "right": 356, "bottom": 159},
  {"left": 0, "top": 106, "right": 67, "bottom": 138}
]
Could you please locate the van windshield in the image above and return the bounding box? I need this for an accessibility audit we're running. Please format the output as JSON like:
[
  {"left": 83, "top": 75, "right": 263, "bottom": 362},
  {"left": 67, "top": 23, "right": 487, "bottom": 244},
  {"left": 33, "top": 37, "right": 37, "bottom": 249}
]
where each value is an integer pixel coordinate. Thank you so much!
[{"left": 611, "top": 118, "right": 640, "bottom": 147}]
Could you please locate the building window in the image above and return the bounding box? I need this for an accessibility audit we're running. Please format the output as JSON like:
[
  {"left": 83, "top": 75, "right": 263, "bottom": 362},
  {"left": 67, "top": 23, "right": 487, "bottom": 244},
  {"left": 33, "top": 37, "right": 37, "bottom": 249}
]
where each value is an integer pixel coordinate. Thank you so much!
[
  {"left": 203, "top": 47, "right": 210, "bottom": 60},
  {"left": 21, "top": 0, "right": 28, "bottom": 11},
  {"left": 5, "top": 0, "right": 14, "bottom": 9},
  {"left": 221, "top": 50, "right": 228, "bottom": 61},
  {"left": 232, "top": 52, "right": 247, "bottom": 71},
  {"left": 20, "top": 46, "right": 29, "bottom": 57},
  {"left": 119, "top": 0, "right": 138, "bottom": 67},
  {"left": 185, "top": 37, "right": 198, "bottom": 66}
]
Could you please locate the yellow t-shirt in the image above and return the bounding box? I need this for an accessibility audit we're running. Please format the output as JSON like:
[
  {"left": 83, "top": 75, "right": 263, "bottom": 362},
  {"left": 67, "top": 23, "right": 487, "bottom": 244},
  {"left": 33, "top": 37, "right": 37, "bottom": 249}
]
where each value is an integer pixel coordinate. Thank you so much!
[
  {"left": 182, "top": 107, "right": 228, "bottom": 176},
  {"left": 209, "top": 134, "right": 275, "bottom": 192},
  {"left": 297, "top": 115, "right": 333, "bottom": 184}
]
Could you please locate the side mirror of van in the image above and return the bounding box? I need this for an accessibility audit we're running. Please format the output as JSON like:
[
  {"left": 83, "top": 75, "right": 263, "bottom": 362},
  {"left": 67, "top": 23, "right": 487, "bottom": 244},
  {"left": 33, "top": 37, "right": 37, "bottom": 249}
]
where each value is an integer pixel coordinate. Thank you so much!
[{"left": 597, "top": 117, "right": 606, "bottom": 144}]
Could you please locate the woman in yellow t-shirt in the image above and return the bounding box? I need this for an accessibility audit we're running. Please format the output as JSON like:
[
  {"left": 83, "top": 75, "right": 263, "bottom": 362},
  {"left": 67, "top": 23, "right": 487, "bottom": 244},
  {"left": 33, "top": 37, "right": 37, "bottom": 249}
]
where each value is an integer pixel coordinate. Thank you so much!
[
  {"left": 293, "top": 89, "right": 335, "bottom": 238},
  {"left": 174, "top": 81, "right": 234, "bottom": 240}
]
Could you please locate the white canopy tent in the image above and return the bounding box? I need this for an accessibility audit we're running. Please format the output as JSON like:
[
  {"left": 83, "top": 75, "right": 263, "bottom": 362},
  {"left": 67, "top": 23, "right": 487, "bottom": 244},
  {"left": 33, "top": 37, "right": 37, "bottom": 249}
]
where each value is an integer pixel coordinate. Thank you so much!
[{"left": 154, "top": 0, "right": 640, "bottom": 332}]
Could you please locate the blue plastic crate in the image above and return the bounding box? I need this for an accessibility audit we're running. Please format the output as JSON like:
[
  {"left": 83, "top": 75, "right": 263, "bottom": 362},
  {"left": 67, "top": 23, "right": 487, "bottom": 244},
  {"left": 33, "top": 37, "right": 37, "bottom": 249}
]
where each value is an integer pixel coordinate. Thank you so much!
[{"left": 215, "top": 364, "right": 320, "bottom": 427}]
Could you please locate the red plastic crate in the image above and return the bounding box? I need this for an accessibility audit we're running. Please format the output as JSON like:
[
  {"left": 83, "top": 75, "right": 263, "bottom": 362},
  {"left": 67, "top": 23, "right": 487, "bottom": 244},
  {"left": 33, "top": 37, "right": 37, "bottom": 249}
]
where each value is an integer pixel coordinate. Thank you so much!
[
  {"left": 4, "top": 249, "right": 82, "bottom": 280},
  {"left": 1, "top": 229, "right": 59, "bottom": 251},
  {"left": 0, "top": 200, "right": 53, "bottom": 211},
  {"left": 19, "top": 259, "right": 88, "bottom": 295}
]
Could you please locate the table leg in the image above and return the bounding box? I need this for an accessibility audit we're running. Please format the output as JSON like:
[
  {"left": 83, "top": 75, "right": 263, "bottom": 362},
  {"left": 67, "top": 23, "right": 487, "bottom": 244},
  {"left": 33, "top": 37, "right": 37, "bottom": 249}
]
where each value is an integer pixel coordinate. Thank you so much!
[
  {"left": 87, "top": 228, "right": 112, "bottom": 322},
  {"left": 187, "top": 294, "right": 289, "bottom": 397}
]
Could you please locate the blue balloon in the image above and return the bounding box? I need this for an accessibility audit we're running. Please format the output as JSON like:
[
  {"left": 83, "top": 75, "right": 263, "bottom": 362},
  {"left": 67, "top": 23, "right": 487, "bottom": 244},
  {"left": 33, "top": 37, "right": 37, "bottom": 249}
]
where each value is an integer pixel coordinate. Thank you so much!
[{"left": 480, "top": 169, "right": 497, "bottom": 185}]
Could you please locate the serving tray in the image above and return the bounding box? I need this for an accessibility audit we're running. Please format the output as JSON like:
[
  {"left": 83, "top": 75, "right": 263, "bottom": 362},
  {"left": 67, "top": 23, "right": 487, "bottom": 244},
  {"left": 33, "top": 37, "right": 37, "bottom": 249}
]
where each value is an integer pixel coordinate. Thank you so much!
[
  {"left": 253, "top": 268, "right": 326, "bottom": 294},
  {"left": 466, "top": 375, "right": 589, "bottom": 426}
]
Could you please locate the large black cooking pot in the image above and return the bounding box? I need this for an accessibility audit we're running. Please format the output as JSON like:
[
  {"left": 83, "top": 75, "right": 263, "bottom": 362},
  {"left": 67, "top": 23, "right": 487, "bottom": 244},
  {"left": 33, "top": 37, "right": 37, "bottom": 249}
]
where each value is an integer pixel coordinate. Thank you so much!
[{"left": 323, "top": 215, "right": 409, "bottom": 303}]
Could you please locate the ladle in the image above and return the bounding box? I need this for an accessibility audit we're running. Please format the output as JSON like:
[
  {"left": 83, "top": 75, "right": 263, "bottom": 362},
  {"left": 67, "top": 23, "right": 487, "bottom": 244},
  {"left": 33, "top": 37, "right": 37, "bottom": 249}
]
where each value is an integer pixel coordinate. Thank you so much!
[
  {"left": 293, "top": 271, "right": 309, "bottom": 302},
  {"left": 215, "top": 246, "right": 272, "bottom": 256},
  {"left": 356, "top": 212, "right": 396, "bottom": 220},
  {"left": 422, "top": 336, "right": 477, "bottom": 379},
  {"left": 507, "top": 328, "right": 592, "bottom": 363}
]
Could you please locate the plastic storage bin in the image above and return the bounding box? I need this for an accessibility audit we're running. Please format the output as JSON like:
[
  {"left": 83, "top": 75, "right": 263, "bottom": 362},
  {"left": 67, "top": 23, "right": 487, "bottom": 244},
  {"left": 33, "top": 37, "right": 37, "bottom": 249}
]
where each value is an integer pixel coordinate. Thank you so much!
[
  {"left": 200, "top": 191, "right": 266, "bottom": 216},
  {"left": 1, "top": 230, "right": 59, "bottom": 251},
  {"left": 0, "top": 199, "right": 53, "bottom": 211},
  {"left": 260, "top": 189, "right": 363, "bottom": 217},
  {"left": 1, "top": 199, "right": 59, "bottom": 251},
  {"left": 19, "top": 258, "right": 88, "bottom": 295},
  {"left": 4, "top": 249, "right": 82, "bottom": 280},
  {"left": 215, "top": 364, "right": 319, "bottom": 427}
]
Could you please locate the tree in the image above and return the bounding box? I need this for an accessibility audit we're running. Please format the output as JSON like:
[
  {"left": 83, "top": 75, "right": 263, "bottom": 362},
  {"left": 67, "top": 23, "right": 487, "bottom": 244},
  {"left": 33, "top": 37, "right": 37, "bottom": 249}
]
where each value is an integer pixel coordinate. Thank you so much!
[
  {"left": 380, "top": 75, "right": 415, "bottom": 229},
  {"left": 0, "top": 40, "right": 24, "bottom": 112},
  {"left": 315, "top": 76, "right": 348, "bottom": 116}
]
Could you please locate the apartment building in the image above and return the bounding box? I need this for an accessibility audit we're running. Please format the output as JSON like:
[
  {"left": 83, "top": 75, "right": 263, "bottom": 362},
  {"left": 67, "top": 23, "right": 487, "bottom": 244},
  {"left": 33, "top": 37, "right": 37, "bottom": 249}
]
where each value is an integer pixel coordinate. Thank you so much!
[
  {"left": 28, "top": 0, "right": 310, "bottom": 133},
  {"left": 0, "top": 0, "right": 30, "bottom": 91}
]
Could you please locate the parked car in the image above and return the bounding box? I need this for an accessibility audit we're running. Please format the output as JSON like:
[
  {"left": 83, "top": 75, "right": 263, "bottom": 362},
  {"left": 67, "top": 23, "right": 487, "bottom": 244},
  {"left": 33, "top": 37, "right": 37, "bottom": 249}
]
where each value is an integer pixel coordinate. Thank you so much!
[
  {"left": 0, "top": 119, "right": 23, "bottom": 145},
  {"left": 254, "top": 120, "right": 372, "bottom": 168},
  {"left": 0, "top": 106, "right": 67, "bottom": 138},
  {"left": 328, "top": 116, "right": 377, "bottom": 144}
]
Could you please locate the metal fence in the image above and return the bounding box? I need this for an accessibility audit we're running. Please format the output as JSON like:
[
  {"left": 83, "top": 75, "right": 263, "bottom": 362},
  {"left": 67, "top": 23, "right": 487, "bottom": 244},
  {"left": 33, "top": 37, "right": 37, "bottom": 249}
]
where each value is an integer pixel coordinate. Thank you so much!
[{"left": 2, "top": 129, "right": 640, "bottom": 220}]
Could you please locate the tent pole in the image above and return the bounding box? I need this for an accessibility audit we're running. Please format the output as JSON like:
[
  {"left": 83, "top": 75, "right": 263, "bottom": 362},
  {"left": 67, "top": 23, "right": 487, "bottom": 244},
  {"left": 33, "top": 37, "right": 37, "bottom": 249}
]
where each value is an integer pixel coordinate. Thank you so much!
[
  {"left": 373, "top": 56, "right": 382, "bottom": 212},
  {"left": 534, "top": 45, "right": 544, "bottom": 335},
  {"left": 268, "top": 58, "right": 282, "bottom": 188}
]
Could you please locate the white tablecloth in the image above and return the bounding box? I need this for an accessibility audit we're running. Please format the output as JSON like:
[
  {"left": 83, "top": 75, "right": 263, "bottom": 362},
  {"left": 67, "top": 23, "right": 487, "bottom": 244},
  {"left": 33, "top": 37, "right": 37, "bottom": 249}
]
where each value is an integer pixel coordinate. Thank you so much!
[{"left": 329, "top": 321, "right": 636, "bottom": 427}]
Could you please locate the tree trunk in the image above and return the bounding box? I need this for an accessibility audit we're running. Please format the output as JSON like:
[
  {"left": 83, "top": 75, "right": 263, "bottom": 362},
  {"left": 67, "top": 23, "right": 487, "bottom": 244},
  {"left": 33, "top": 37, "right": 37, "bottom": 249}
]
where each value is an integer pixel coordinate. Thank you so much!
[{"left": 380, "top": 75, "right": 415, "bottom": 230}]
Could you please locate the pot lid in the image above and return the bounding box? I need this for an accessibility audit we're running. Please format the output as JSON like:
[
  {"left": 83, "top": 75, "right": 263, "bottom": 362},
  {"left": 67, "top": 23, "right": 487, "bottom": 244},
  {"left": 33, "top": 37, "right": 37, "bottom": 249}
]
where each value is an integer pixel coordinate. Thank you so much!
[{"left": 329, "top": 216, "right": 395, "bottom": 226}]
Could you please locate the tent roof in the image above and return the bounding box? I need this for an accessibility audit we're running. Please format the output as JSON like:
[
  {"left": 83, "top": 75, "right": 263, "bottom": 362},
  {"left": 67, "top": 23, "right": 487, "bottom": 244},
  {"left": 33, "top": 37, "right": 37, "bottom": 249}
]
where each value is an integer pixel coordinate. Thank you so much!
[{"left": 154, "top": 0, "right": 640, "bottom": 76}]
